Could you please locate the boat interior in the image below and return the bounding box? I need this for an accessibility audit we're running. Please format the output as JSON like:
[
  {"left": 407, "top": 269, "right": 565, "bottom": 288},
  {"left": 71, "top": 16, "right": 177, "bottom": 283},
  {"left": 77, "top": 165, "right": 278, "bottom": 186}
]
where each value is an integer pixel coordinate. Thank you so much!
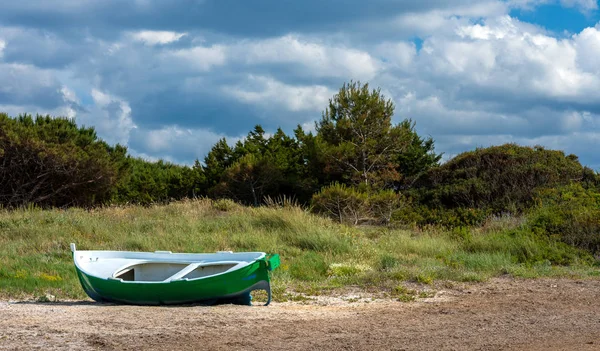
[{"left": 113, "top": 262, "right": 239, "bottom": 282}]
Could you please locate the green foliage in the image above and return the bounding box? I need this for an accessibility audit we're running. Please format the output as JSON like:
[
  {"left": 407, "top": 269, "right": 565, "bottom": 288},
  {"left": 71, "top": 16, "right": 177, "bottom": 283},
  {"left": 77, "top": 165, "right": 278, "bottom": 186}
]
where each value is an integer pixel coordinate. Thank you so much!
[
  {"left": 311, "top": 183, "right": 406, "bottom": 225},
  {"left": 316, "top": 81, "right": 440, "bottom": 188},
  {"left": 203, "top": 125, "right": 318, "bottom": 205},
  {"left": 528, "top": 184, "right": 600, "bottom": 254},
  {"left": 392, "top": 206, "right": 490, "bottom": 228},
  {"left": 413, "top": 144, "right": 585, "bottom": 217},
  {"left": 0, "top": 113, "right": 128, "bottom": 208},
  {"left": 203, "top": 138, "right": 234, "bottom": 189},
  {"left": 311, "top": 183, "right": 368, "bottom": 224},
  {"left": 289, "top": 252, "right": 329, "bottom": 281},
  {"left": 113, "top": 158, "right": 203, "bottom": 205},
  {"left": 211, "top": 154, "right": 281, "bottom": 206},
  {"left": 394, "top": 119, "right": 442, "bottom": 189}
]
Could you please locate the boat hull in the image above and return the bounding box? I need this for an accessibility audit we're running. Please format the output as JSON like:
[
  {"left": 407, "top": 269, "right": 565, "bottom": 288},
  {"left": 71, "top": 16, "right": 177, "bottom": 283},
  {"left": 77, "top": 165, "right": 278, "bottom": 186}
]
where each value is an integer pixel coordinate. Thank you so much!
[{"left": 73, "top": 250, "right": 279, "bottom": 306}]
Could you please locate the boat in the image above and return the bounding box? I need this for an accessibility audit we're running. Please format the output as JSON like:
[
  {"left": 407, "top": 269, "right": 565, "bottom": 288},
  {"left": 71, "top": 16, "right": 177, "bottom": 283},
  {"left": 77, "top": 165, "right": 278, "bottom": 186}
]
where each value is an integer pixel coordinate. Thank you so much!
[{"left": 70, "top": 243, "right": 280, "bottom": 306}]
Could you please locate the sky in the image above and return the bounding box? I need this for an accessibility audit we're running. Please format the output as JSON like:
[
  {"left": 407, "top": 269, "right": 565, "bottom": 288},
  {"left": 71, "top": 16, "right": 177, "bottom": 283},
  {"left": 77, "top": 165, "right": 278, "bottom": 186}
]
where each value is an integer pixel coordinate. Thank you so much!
[{"left": 1, "top": 0, "right": 600, "bottom": 169}]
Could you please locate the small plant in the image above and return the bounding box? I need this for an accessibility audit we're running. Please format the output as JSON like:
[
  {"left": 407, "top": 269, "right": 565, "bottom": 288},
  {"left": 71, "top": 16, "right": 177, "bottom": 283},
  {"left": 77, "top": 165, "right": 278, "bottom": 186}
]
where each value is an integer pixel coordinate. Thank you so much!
[
  {"left": 415, "top": 274, "right": 434, "bottom": 285},
  {"left": 392, "top": 285, "right": 417, "bottom": 302},
  {"left": 378, "top": 254, "right": 399, "bottom": 271},
  {"left": 328, "top": 262, "right": 372, "bottom": 277},
  {"left": 418, "top": 291, "right": 435, "bottom": 298},
  {"left": 36, "top": 294, "right": 57, "bottom": 302},
  {"left": 211, "top": 198, "right": 237, "bottom": 212},
  {"left": 529, "top": 184, "right": 600, "bottom": 255},
  {"left": 263, "top": 194, "right": 301, "bottom": 209},
  {"left": 312, "top": 183, "right": 405, "bottom": 225}
]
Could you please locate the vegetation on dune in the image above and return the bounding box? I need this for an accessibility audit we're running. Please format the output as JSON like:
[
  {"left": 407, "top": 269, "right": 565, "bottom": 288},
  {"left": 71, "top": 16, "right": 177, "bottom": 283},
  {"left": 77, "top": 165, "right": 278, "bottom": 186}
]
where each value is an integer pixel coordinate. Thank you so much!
[
  {"left": 0, "top": 199, "right": 596, "bottom": 301},
  {"left": 412, "top": 143, "right": 587, "bottom": 214}
]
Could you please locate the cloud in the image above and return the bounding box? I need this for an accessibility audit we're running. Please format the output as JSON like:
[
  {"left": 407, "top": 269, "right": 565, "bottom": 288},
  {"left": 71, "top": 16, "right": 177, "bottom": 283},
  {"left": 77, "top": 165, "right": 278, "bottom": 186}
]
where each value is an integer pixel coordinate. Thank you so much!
[
  {"left": 573, "top": 25, "right": 600, "bottom": 74},
  {"left": 223, "top": 75, "right": 334, "bottom": 113},
  {"left": 75, "top": 89, "right": 137, "bottom": 145},
  {"left": 129, "top": 30, "right": 187, "bottom": 46},
  {"left": 375, "top": 41, "right": 417, "bottom": 70},
  {"left": 166, "top": 44, "right": 227, "bottom": 71},
  {"left": 0, "top": 26, "right": 84, "bottom": 68},
  {"left": 128, "top": 125, "right": 235, "bottom": 165},
  {"left": 231, "top": 35, "right": 381, "bottom": 80},
  {"left": 411, "top": 16, "right": 600, "bottom": 105},
  {"left": 0, "top": 63, "right": 64, "bottom": 108},
  {"left": 1, "top": 0, "right": 600, "bottom": 169},
  {"left": 560, "top": 0, "right": 599, "bottom": 11}
]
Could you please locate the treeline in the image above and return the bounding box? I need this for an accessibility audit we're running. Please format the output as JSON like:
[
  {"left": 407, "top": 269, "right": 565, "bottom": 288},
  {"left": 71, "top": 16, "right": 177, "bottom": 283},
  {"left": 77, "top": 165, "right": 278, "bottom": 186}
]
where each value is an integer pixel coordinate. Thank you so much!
[
  {"left": 2, "top": 81, "right": 600, "bottom": 254},
  {"left": 0, "top": 82, "right": 440, "bottom": 208}
]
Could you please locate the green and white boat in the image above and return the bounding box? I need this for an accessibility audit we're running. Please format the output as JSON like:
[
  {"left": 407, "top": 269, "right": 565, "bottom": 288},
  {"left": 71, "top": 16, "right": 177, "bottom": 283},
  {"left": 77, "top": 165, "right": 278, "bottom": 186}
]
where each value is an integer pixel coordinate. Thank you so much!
[{"left": 70, "top": 243, "right": 280, "bottom": 305}]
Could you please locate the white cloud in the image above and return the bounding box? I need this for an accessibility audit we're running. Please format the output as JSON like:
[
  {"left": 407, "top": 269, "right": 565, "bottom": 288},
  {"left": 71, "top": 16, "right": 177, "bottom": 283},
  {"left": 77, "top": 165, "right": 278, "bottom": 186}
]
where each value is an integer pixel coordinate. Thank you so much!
[
  {"left": 232, "top": 35, "right": 381, "bottom": 80},
  {"left": 574, "top": 25, "right": 600, "bottom": 74},
  {"left": 415, "top": 16, "right": 600, "bottom": 101},
  {"left": 388, "top": 1, "right": 509, "bottom": 37},
  {"left": 77, "top": 89, "right": 136, "bottom": 145},
  {"left": 0, "top": 39, "right": 5, "bottom": 58},
  {"left": 166, "top": 45, "right": 227, "bottom": 71},
  {"left": 129, "top": 30, "right": 187, "bottom": 46},
  {"left": 223, "top": 75, "right": 334, "bottom": 112},
  {"left": 90, "top": 88, "right": 112, "bottom": 106},
  {"left": 0, "top": 62, "right": 62, "bottom": 105}
]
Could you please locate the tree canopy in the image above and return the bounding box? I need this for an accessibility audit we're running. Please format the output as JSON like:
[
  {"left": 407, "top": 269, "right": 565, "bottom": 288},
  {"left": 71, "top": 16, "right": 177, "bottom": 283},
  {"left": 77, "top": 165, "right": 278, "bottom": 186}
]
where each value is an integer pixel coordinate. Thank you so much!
[
  {"left": 0, "top": 113, "right": 127, "bottom": 207},
  {"left": 316, "top": 81, "right": 440, "bottom": 188}
]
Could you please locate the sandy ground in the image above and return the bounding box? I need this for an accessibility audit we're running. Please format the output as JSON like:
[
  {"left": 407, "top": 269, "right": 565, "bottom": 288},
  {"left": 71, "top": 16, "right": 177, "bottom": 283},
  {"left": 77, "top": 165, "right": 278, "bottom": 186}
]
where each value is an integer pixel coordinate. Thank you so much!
[{"left": 1, "top": 277, "right": 600, "bottom": 351}]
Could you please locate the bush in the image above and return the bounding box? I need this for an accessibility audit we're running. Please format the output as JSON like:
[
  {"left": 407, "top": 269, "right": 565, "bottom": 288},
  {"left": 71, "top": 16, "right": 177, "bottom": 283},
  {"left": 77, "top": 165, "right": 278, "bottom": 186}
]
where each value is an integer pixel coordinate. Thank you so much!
[
  {"left": 311, "top": 183, "right": 405, "bottom": 224},
  {"left": 413, "top": 144, "right": 585, "bottom": 214},
  {"left": 528, "top": 184, "right": 600, "bottom": 254},
  {"left": 0, "top": 114, "right": 128, "bottom": 208},
  {"left": 462, "top": 228, "right": 589, "bottom": 265},
  {"left": 311, "top": 183, "right": 368, "bottom": 224},
  {"left": 113, "top": 158, "right": 203, "bottom": 205}
]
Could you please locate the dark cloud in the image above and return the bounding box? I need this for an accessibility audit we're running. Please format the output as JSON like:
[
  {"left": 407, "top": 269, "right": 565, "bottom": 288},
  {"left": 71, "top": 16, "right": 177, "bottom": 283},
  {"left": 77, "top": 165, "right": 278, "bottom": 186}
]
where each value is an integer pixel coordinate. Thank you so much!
[
  {"left": 0, "top": 0, "right": 492, "bottom": 38},
  {"left": 0, "top": 64, "right": 64, "bottom": 108}
]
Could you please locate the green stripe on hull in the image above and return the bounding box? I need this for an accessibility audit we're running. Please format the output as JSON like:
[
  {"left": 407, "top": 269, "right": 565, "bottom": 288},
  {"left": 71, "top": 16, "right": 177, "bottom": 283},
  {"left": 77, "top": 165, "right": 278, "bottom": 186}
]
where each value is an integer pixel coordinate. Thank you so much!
[{"left": 75, "top": 259, "right": 274, "bottom": 305}]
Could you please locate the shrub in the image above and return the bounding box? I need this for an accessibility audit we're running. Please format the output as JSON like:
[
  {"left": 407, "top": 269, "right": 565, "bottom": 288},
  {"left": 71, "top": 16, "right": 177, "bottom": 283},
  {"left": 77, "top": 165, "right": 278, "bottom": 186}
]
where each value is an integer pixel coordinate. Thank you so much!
[
  {"left": 311, "top": 183, "right": 405, "bottom": 224},
  {"left": 0, "top": 114, "right": 128, "bottom": 208},
  {"left": 369, "top": 189, "right": 404, "bottom": 224},
  {"left": 311, "top": 183, "right": 369, "bottom": 224},
  {"left": 528, "top": 184, "right": 600, "bottom": 254},
  {"left": 413, "top": 144, "right": 584, "bottom": 214}
]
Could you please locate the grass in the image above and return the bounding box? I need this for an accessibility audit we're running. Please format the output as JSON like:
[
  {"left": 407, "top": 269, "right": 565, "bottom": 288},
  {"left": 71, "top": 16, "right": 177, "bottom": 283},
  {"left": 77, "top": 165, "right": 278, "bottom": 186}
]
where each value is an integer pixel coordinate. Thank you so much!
[{"left": 0, "top": 198, "right": 598, "bottom": 301}]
